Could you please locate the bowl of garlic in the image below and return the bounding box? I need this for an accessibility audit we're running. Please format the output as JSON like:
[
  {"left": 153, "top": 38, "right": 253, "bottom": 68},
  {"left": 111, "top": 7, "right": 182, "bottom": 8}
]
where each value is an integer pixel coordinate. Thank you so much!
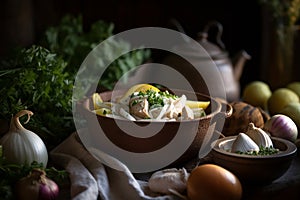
[{"left": 211, "top": 123, "right": 297, "bottom": 184}]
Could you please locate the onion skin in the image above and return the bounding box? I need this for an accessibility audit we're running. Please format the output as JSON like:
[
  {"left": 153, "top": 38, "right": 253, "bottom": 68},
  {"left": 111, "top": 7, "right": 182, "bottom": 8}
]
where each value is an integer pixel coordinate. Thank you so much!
[
  {"left": 39, "top": 178, "right": 59, "bottom": 200},
  {"left": 264, "top": 114, "right": 298, "bottom": 142},
  {"left": 15, "top": 168, "right": 59, "bottom": 200},
  {"left": 0, "top": 110, "right": 48, "bottom": 166}
]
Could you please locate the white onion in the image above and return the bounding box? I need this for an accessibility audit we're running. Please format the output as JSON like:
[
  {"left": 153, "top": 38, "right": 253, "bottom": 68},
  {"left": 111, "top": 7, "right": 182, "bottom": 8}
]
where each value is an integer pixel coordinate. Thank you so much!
[
  {"left": 264, "top": 114, "right": 298, "bottom": 142},
  {"left": 0, "top": 110, "right": 48, "bottom": 166}
]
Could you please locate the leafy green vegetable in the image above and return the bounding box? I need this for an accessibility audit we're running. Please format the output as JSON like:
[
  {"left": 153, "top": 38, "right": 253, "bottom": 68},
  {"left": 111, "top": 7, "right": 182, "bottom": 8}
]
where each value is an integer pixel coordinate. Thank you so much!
[
  {"left": 42, "top": 14, "right": 151, "bottom": 90},
  {"left": 0, "top": 45, "right": 74, "bottom": 145},
  {"left": 42, "top": 15, "right": 114, "bottom": 74},
  {"left": 0, "top": 15, "right": 151, "bottom": 199},
  {"left": 0, "top": 14, "right": 151, "bottom": 145}
]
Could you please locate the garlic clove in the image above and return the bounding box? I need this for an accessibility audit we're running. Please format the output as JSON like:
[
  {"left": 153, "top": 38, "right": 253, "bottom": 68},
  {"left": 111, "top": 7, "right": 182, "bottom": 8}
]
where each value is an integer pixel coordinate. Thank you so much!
[
  {"left": 246, "top": 122, "right": 273, "bottom": 148},
  {"left": 231, "top": 133, "right": 260, "bottom": 153},
  {"left": 148, "top": 168, "right": 189, "bottom": 195}
]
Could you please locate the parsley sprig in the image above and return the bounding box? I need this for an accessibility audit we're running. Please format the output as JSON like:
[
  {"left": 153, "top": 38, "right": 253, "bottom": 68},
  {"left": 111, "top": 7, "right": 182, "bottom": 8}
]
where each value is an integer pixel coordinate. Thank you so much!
[
  {"left": 131, "top": 89, "right": 178, "bottom": 108},
  {"left": 236, "top": 146, "right": 279, "bottom": 156}
]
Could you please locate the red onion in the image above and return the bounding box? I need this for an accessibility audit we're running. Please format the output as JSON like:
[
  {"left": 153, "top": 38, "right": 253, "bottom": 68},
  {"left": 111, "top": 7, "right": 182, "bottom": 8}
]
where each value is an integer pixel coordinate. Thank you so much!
[
  {"left": 15, "top": 168, "right": 59, "bottom": 200},
  {"left": 264, "top": 114, "right": 298, "bottom": 142}
]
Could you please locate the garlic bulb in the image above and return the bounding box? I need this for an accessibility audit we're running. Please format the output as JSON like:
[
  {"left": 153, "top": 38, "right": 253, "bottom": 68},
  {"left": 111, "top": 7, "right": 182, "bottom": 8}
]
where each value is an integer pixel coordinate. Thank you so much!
[
  {"left": 246, "top": 123, "right": 273, "bottom": 148},
  {"left": 148, "top": 168, "right": 189, "bottom": 194},
  {"left": 231, "top": 133, "right": 259, "bottom": 153},
  {"left": 0, "top": 110, "right": 48, "bottom": 166}
]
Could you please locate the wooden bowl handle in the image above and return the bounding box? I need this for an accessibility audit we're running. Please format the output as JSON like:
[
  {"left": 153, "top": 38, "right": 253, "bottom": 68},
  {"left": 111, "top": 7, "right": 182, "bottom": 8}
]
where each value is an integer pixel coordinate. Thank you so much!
[{"left": 215, "top": 97, "right": 233, "bottom": 118}]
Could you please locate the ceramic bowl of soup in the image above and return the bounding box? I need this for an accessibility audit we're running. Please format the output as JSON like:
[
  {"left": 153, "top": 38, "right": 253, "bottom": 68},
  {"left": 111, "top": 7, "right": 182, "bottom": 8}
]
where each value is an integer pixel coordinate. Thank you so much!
[{"left": 77, "top": 89, "right": 232, "bottom": 171}]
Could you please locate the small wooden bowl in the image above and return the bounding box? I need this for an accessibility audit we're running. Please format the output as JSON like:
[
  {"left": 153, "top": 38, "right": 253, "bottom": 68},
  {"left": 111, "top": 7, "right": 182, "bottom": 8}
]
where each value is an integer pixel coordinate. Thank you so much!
[{"left": 211, "top": 136, "right": 297, "bottom": 184}]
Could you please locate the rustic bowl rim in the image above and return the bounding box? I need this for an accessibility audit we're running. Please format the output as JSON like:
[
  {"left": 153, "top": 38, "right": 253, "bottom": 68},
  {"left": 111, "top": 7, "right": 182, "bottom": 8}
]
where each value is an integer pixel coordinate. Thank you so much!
[
  {"left": 83, "top": 89, "right": 232, "bottom": 123},
  {"left": 211, "top": 135, "right": 297, "bottom": 159}
]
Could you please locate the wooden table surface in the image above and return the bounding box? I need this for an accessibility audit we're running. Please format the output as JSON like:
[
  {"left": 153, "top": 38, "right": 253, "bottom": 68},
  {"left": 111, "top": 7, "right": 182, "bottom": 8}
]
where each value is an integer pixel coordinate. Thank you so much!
[
  {"left": 242, "top": 154, "right": 300, "bottom": 200},
  {"left": 58, "top": 147, "right": 300, "bottom": 200}
]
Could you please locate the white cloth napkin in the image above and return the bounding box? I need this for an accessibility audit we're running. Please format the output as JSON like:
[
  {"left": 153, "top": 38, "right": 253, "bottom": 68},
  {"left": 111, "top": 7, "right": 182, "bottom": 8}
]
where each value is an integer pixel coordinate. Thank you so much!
[{"left": 50, "top": 132, "right": 182, "bottom": 200}]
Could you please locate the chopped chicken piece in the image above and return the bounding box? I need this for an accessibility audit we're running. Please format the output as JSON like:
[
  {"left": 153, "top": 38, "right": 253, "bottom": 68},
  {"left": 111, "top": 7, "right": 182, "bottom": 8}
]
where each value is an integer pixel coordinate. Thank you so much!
[
  {"left": 181, "top": 105, "right": 194, "bottom": 120},
  {"left": 129, "top": 96, "right": 150, "bottom": 119}
]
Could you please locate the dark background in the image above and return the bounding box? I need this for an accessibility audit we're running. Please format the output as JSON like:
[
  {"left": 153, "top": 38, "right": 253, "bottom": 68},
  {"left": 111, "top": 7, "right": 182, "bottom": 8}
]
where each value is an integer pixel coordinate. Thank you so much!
[{"left": 0, "top": 0, "right": 299, "bottom": 90}]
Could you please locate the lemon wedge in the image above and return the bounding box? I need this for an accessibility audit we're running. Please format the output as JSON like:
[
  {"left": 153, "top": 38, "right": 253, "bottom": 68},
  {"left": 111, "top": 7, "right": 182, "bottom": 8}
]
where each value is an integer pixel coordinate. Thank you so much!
[
  {"left": 92, "top": 93, "right": 103, "bottom": 110},
  {"left": 186, "top": 100, "right": 210, "bottom": 109},
  {"left": 94, "top": 108, "right": 112, "bottom": 116},
  {"left": 117, "top": 84, "right": 160, "bottom": 103},
  {"left": 135, "top": 84, "right": 160, "bottom": 93}
]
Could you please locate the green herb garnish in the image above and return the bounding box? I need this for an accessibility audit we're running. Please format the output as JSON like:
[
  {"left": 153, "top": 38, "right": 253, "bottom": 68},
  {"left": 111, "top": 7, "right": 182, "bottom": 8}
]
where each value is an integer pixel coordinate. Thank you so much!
[
  {"left": 131, "top": 89, "right": 178, "bottom": 108},
  {"left": 131, "top": 100, "right": 139, "bottom": 106},
  {"left": 236, "top": 146, "right": 279, "bottom": 156}
]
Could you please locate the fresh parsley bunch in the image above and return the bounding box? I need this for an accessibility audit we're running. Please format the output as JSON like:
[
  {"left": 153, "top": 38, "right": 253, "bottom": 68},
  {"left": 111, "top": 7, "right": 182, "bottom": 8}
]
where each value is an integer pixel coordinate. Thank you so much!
[
  {"left": 42, "top": 14, "right": 151, "bottom": 90},
  {"left": 0, "top": 14, "right": 151, "bottom": 145},
  {"left": 0, "top": 46, "right": 74, "bottom": 145}
]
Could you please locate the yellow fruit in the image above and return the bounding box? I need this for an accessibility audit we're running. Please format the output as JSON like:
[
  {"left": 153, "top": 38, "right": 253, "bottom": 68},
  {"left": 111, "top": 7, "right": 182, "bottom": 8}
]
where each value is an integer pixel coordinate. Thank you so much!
[
  {"left": 279, "top": 102, "right": 300, "bottom": 131},
  {"left": 135, "top": 84, "right": 160, "bottom": 93},
  {"left": 242, "top": 81, "right": 272, "bottom": 109},
  {"left": 267, "top": 88, "right": 299, "bottom": 115},
  {"left": 117, "top": 84, "right": 160, "bottom": 103},
  {"left": 92, "top": 93, "right": 103, "bottom": 110},
  {"left": 186, "top": 100, "right": 210, "bottom": 109},
  {"left": 286, "top": 82, "right": 300, "bottom": 97},
  {"left": 94, "top": 108, "right": 112, "bottom": 116},
  {"left": 187, "top": 164, "right": 242, "bottom": 200}
]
